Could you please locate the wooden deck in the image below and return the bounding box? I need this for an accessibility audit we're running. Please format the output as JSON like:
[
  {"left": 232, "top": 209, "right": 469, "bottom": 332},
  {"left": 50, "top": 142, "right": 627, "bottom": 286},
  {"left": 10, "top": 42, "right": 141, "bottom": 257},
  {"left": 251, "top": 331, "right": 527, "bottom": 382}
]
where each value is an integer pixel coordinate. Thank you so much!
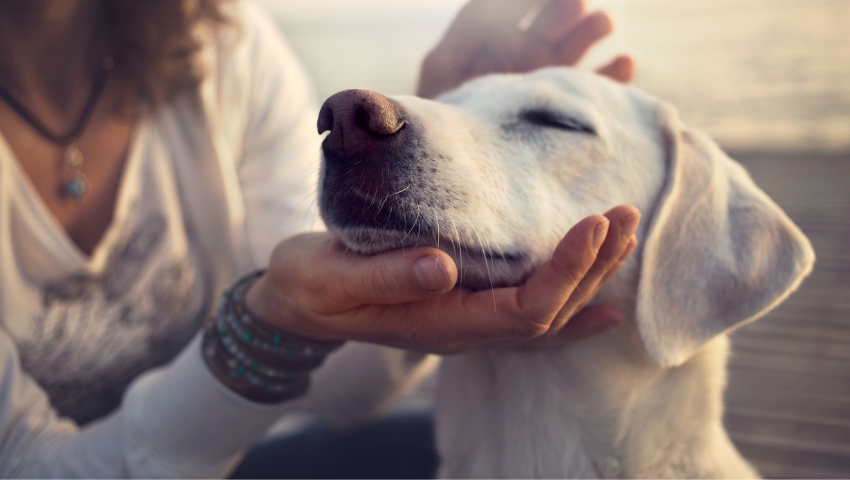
[{"left": 722, "top": 150, "right": 850, "bottom": 479}]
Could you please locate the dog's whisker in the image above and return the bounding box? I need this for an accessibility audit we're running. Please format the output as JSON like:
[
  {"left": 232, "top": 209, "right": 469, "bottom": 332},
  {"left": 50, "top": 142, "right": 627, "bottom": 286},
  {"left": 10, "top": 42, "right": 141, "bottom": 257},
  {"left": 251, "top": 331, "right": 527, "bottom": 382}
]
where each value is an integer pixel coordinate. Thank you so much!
[
  {"left": 466, "top": 217, "right": 497, "bottom": 312},
  {"left": 448, "top": 216, "right": 464, "bottom": 292},
  {"left": 401, "top": 205, "right": 421, "bottom": 243},
  {"left": 434, "top": 210, "right": 441, "bottom": 252},
  {"left": 389, "top": 184, "right": 411, "bottom": 197},
  {"left": 416, "top": 205, "right": 423, "bottom": 241},
  {"left": 375, "top": 193, "right": 390, "bottom": 215}
]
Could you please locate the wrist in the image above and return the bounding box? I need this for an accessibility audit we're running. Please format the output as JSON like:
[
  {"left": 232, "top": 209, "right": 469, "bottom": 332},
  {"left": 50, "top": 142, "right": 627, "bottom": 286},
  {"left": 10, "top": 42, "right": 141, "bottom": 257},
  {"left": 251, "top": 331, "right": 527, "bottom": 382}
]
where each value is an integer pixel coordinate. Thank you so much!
[
  {"left": 202, "top": 270, "right": 344, "bottom": 404},
  {"left": 244, "top": 273, "right": 278, "bottom": 325}
]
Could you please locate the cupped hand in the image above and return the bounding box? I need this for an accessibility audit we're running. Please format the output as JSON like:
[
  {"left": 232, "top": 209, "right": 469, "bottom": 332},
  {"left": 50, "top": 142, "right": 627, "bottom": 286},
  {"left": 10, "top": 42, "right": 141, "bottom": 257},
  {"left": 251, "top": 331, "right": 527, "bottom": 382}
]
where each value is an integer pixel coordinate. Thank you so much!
[
  {"left": 246, "top": 205, "right": 640, "bottom": 354},
  {"left": 417, "top": 0, "right": 635, "bottom": 99}
]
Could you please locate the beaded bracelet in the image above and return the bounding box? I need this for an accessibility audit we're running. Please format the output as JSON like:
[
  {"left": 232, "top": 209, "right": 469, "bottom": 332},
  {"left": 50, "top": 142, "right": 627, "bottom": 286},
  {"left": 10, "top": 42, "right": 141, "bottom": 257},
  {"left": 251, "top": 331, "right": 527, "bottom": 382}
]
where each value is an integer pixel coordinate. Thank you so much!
[
  {"left": 225, "top": 271, "right": 341, "bottom": 358},
  {"left": 202, "top": 270, "right": 344, "bottom": 403}
]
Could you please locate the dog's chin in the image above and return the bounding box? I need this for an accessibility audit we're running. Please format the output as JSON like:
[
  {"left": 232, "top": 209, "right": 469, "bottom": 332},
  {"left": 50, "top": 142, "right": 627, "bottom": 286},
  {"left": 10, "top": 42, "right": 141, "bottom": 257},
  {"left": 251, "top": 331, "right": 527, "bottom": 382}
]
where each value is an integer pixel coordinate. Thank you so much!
[
  {"left": 331, "top": 227, "right": 431, "bottom": 255},
  {"left": 330, "top": 226, "right": 534, "bottom": 291}
]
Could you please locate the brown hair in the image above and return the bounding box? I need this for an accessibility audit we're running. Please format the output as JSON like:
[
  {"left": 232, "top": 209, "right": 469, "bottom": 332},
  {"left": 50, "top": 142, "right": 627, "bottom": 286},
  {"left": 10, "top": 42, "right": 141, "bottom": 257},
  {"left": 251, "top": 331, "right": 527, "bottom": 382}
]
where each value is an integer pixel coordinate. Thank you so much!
[{"left": 103, "top": 0, "right": 232, "bottom": 110}]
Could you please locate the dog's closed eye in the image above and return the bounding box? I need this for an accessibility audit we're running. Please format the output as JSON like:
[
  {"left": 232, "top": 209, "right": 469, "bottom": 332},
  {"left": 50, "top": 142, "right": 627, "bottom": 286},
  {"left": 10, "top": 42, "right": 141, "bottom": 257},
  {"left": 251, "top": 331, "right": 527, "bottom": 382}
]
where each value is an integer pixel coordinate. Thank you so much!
[{"left": 520, "top": 109, "right": 596, "bottom": 135}]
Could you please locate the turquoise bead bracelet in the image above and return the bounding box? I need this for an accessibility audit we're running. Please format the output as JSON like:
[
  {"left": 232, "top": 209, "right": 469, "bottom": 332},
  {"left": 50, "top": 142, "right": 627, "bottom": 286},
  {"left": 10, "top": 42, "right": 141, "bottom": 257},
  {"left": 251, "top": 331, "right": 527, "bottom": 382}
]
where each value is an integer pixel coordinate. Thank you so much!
[{"left": 203, "top": 270, "right": 343, "bottom": 402}]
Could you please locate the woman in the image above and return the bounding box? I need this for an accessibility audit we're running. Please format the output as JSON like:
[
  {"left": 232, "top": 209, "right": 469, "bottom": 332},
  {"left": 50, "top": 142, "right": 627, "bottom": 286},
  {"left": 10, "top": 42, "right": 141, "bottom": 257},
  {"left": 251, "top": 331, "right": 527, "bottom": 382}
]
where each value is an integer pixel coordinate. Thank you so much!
[{"left": 0, "top": 0, "right": 637, "bottom": 477}]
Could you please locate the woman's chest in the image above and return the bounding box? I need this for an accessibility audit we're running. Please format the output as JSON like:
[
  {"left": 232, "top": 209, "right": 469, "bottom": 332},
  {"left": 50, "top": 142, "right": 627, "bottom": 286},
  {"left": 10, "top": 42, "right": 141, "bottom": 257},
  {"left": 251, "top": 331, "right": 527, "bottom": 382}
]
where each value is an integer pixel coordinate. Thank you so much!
[{"left": 0, "top": 86, "right": 135, "bottom": 256}]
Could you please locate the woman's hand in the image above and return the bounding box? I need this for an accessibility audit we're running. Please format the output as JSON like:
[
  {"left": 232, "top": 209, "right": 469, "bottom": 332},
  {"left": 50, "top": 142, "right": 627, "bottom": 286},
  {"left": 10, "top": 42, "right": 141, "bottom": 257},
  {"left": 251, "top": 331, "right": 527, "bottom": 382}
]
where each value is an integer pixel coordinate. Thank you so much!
[
  {"left": 417, "top": 0, "right": 635, "bottom": 99},
  {"left": 245, "top": 205, "right": 639, "bottom": 354}
]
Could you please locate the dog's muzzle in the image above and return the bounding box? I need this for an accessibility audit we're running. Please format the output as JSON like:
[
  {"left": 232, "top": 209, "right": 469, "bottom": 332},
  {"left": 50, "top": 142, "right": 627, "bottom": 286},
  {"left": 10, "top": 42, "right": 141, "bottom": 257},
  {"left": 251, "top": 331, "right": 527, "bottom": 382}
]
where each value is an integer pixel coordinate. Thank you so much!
[{"left": 317, "top": 89, "right": 425, "bottom": 234}]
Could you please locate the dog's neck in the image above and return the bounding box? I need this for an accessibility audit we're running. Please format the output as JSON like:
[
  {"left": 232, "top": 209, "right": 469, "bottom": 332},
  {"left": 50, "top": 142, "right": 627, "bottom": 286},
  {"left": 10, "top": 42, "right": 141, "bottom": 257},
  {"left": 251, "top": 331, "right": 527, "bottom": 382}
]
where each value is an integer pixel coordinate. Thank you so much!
[{"left": 434, "top": 265, "right": 756, "bottom": 478}]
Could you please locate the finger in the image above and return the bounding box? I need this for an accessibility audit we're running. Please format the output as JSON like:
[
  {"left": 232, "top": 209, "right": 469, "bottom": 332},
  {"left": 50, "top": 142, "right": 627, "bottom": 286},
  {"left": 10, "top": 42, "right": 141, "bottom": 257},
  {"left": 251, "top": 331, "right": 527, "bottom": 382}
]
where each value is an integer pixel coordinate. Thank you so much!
[
  {"left": 526, "top": 0, "right": 587, "bottom": 42},
  {"left": 509, "top": 214, "right": 609, "bottom": 333},
  {"left": 467, "top": 42, "right": 508, "bottom": 79},
  {"left": 548, "top": 234, "right": 635, "bottom": 328},
  {"left": 419, "top": 0, "right": 540, "bottom": 97},
  {"left": 517, "top": 304, "right": 625, "bottom": 349},
  {"left": 598, "top": 234, "right": 637, "bottom": 286},
  {"left": 321, "top": 243, "right": 459, "bottom": 307},
  {"left": 417, "top": 50, "right": 466, "bottom": 99},
  {"left": 596, "top": 55, "right": 635, "bottom": 83},
  {"left": 557, "top": 206, "right": 640, "bottom": 319},
  {"left": 552, "top": 10, "right": 614, "bottom": 66},
  {"left": 548, "top": 305, "right": 625, "bottom": 343},
  {"left": 455, "top": 214, "right": 610, "bottom": 339},
  {"left": 434, "top": 0, "right": 538, "bottom": 66}
]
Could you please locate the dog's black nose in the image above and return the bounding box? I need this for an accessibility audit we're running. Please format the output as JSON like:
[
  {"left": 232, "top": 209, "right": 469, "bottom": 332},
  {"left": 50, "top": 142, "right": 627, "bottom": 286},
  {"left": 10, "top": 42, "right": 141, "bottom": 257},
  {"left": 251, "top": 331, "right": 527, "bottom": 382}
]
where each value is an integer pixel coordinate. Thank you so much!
[{"left": 317, "top": 89, "right": 405, "bottom": 156}]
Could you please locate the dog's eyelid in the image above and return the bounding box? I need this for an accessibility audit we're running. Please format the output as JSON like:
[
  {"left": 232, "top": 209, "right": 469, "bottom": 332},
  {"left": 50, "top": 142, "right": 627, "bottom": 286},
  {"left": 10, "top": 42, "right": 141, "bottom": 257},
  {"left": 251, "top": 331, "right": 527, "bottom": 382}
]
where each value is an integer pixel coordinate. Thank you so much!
[{"left": 520, "top": 109, "right": 596, "bottom": 135}]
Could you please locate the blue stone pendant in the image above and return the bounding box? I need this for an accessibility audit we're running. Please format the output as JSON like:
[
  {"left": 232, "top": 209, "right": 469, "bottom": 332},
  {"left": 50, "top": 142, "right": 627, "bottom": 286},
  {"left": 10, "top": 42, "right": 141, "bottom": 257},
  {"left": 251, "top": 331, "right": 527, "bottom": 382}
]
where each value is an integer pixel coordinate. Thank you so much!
[
  {"left": 65, "top": 177, "right": 88, "bottom": 199},
  {"left": 62, "top": 145, "right": 90, "bottom": 201}
]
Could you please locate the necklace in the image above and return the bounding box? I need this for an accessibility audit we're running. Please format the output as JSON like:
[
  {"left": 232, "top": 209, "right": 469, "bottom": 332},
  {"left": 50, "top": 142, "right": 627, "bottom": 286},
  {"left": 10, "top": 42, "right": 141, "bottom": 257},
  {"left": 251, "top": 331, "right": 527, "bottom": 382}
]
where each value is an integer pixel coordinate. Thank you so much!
[{"left": 0, "top": 56, "right": 113, "bottom": 201}]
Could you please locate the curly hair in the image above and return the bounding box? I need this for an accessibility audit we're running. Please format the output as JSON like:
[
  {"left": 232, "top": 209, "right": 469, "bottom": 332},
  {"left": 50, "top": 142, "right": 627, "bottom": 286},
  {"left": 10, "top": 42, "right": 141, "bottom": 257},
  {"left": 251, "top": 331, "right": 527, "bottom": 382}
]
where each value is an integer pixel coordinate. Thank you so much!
[{"left": 103, "top": 0, "right": 232, "bottom": 110}]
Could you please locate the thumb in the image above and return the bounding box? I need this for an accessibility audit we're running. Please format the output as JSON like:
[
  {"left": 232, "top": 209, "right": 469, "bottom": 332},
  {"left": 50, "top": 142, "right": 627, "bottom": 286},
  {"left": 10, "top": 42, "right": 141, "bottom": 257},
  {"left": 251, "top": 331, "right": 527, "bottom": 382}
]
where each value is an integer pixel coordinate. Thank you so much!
[{"left": 334, "top": 247, "right": 458, "bottom": 306}]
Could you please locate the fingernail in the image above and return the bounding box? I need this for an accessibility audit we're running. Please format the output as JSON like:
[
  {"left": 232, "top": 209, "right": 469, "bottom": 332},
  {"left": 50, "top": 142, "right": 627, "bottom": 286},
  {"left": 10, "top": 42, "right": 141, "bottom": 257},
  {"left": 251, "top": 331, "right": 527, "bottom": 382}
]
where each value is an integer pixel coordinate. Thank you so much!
[
  {"left": 415, "top": 255, "right": 449, "bottom": 291},
  {"left": 620, "top": 213, "right": 641, "bottom": 241},
  {"left": 592, "top": 220, "right": 609, "bottom": 254}
]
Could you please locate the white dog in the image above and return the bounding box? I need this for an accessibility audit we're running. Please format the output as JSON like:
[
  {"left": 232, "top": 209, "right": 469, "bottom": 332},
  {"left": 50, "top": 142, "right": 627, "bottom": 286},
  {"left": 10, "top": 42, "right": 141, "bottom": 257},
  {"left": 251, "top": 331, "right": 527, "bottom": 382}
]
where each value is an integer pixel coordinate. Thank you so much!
[{"left": 310, "top": 67, "right": 815, "bottom": 478}]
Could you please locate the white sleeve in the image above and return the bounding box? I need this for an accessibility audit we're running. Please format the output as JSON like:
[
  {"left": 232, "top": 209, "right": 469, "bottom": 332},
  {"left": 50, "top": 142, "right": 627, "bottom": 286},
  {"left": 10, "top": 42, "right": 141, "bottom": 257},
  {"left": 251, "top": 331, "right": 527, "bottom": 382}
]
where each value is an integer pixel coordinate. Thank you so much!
[
  {"left": 0, "top": 329, "right": 298, "bottom": 478},
  {"left": 234, "top": 1, "right": 324, "bottom": 267}
]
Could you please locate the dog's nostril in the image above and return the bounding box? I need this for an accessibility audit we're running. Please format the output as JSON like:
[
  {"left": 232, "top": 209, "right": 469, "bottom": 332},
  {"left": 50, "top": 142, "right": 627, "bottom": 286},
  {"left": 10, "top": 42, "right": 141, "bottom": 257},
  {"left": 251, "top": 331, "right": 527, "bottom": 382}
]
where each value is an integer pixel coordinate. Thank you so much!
[
  {"left": 357, "top": 100, "right": 405, "bottom": 136},
  {"left": 317, "top": 102, "right": 334, "bottom": 135},
  {"left": 354, "top": 108, "right": 371, "bottom": 135}
]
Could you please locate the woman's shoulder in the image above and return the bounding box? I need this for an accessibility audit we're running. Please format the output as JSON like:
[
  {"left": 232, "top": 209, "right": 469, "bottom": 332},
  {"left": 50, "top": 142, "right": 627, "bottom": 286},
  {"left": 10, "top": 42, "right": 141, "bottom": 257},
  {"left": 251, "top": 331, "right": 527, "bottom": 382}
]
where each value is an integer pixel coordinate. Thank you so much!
[{"left": 190, "top": 0, "right": 317, "bottom": 160}]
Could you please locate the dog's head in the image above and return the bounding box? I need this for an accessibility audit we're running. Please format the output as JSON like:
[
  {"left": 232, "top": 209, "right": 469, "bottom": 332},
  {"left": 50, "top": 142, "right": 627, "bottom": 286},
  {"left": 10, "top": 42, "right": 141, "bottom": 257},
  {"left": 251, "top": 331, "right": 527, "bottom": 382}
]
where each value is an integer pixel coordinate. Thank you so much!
[{"left": 317, "top": 67, "right": 814, "bottom": 366}]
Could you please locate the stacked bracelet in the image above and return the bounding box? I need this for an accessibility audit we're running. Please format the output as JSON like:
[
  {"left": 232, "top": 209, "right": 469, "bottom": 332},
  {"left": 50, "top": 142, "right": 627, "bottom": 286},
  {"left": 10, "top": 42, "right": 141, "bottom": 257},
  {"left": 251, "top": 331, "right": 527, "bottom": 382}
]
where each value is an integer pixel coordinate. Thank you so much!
[{"left": 202, "top": 270, "right": 344, "bottom": 403}]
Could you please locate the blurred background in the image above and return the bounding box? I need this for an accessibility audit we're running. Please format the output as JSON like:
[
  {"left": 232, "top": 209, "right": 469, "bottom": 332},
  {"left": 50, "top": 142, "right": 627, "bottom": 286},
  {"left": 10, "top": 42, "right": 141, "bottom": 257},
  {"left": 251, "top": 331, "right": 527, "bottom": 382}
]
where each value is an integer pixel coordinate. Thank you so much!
[{"left": 258, "top": 1, "right": 850, "bottom": 477}]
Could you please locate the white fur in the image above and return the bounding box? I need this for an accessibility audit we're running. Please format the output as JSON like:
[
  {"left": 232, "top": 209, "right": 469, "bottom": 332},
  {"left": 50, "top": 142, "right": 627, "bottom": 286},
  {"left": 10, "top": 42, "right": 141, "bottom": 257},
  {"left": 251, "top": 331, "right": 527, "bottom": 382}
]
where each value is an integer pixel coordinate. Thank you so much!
[{"left": 319, "top": 68, "right": 815, "bottom": 478}]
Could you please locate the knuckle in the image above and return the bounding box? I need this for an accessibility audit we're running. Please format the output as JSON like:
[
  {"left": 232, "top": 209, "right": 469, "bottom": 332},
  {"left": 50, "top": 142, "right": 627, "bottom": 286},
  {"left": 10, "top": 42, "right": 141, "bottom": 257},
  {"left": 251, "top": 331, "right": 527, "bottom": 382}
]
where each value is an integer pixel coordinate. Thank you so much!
[
  {"left": 363, "top": 265, "right": 401, "bottom": 303},
  {"left": 515, "top": 316, "right": 551, "bottom": 339},
  {"left": 304, "top": 268, "right": 351, "bottom": 311},
  {"left": 401, "top": 324, "right": 427, "bottom": 344},
  {"left": 402, "top": 325, "right": 443, "bottom": 351},
  {"left": 303, "top": 270, "right": 336, "bottom": 304},
  {"left": 311, "top": 280, "right": 343, "bottom": 313}
]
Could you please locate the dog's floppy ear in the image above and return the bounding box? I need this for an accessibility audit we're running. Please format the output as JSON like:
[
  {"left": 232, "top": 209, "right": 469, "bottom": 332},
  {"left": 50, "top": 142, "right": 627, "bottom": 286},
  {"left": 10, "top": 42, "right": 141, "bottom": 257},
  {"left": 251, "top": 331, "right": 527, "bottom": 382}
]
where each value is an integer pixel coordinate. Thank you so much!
[{"left": 635, "top": 104, "right": 815, "bottom": 367}]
